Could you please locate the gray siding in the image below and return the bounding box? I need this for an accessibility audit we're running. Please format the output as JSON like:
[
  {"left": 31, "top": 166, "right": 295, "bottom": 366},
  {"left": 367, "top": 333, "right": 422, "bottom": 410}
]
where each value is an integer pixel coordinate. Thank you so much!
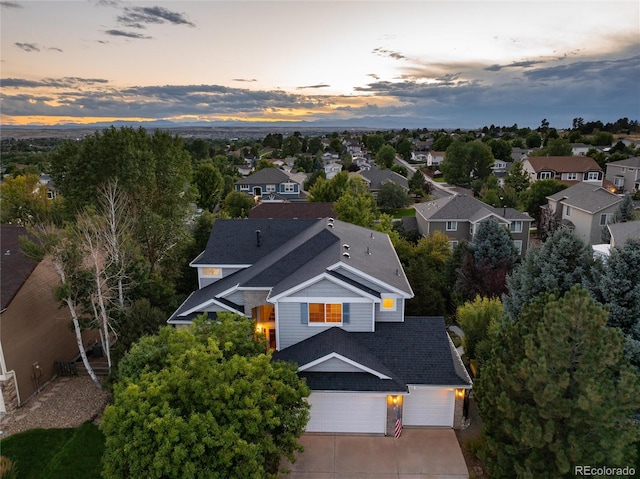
[
  {"left": 290, "top": 278, "right": 357, "bottom": 298},
  {"left": 224, "top": 290, "right": 245, "bottom": 305},
  {"left": 374, "top": 300, "right": 404, "bottom": 322},
  {"left": 277, "top": 301, "right": 374, "bottom": 350},
  {"left": 305, "top": 357, "right": 363, "bottom": 373}
]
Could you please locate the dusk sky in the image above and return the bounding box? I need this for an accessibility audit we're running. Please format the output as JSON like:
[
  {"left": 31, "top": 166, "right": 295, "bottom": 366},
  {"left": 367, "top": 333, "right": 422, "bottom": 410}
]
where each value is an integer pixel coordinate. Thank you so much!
[{"left": 1, "top": 0, "right": 639, "bottom": 129}]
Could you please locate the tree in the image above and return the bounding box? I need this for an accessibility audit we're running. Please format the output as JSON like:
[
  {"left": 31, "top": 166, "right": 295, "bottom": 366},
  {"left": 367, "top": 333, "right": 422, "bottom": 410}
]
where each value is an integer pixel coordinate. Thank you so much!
[
  {"left": 489, "top": 139, "right": 512, "bottom": 162},
  {"left": 376, "top": 182, "right": 412, "bottom": 210},
  {"left": 102, "top": 315, "right": 310, "bottom": 479},
  {"left": 0, "top": 174, "right": 54, "bottom": 225},
  {"left": 282, "top": 136, "right": 302, "bottom": 157},
  {"left": 503, "top": 228, "right": 593, "bottom": 320},
  {"left": 307, "top": 171, "right": 352, "bottom": 202},
  {"left": 408, "top": 170, "right": 426, "bottom": 195},
  {"left": 588, "top": 239, "right": 640, "bottom": 368},
  {"left": 432, "top": 133, "right": 453, "bottom": 151},
  {"left": 441, "top": 140, "right": 494, "bottom": 185},
  {"left": 375, "top": 144, "right": 396, "bottom": 169},
  {"left": 503, "top": 161, "right": 530, "bottom": 194},
  {"left": 601, "top": 193, "right": 635, "bottom": 242},
  {"left": 334, "top": 189, "right": 377, "bottom": 228},
  {"left": 476, "top": 287, "right": 640, "bottom": 478},
  {"left": 365, "top": 134, "right": 385, "bottom": 154},
  {"left": 519, "top": 179, "right": 566, "bottom": 228},
  {"left": 456, "top": 296, "right": 502, "bottom": 363},
  {"left": 194, "top": 162, "right": 224, "bottom": 212},
  {"left": 396, "top": 138, "right": 413, "bottom": 161},
  {"left": 221, "top": 191, "right": 255, "bottom": 218},
  {"left": 525, "top": 132, "right": 542, "bottom": 148},
  {"left": 529, "top": 138, "right": 572, "bottom": 157},
  {"left": 255, "top": 159, "right": 276, "bottom": 171}
]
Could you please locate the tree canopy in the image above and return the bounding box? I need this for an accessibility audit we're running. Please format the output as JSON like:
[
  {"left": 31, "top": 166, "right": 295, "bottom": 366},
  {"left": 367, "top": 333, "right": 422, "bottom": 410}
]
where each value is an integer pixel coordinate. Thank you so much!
[
  {"left": 376, "top": 182, "right": 412, "bottom": 210},
  {"left": 102, "top": 315, "right": 310, "bottom": 479},
  {"left": 375, "top": 144, "right": 397, "bottom": 169},
  {"left": 476, "top": 287, "right": 640, "bottom": 478},
  {"left": 441, "top": 140, "right": 494, "bottom": 185}
]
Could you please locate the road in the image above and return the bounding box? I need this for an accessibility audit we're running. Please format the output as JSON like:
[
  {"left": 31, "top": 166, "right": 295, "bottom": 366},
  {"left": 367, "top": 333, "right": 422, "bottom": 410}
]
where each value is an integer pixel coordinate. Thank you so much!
[{"left": 395, "top": 157, "right": 454, "bottom": 199}]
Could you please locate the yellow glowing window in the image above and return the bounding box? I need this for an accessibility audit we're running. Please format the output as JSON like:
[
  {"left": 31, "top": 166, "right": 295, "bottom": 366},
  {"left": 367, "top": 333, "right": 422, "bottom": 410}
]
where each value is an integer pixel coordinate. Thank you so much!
[
  {"left": 309, "top": 303, "right": 342, "bottom": 323},
  {"left": 382, "top": 298, "right": 395, "bottom": 310},
  {"left": 202, "top": 267, "right": 222, "bottom": 277}
]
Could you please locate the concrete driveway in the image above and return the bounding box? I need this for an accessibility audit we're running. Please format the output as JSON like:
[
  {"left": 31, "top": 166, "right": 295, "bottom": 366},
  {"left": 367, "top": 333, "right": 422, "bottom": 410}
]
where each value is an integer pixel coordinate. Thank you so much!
[{"left": 281, "top": 428, "right": 468, "bottom": 479}]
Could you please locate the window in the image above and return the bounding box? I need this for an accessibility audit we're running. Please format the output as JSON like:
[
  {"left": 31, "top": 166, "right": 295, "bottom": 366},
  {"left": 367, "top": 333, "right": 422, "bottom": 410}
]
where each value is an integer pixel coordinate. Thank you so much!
[
  {"left": 587, "top": 171, "right": 600, "bottom": 181},
  {"left": 381, "top": 296, "right": 396, "bottom": 311},
  {"left": 565, "top": 205, "right": 571, "bottom": 217},
  {"left": 266, "top": 184, "right": 276, "bottom": 192},
  {"left": 240, "top": 184, "right": 250, "bottom": 191},
  {"left": 309, "top": 303, "right": 342, "bottom": 323},
  {"left": 614, "top": 177, "right": 625, "bottom": 187},
  {"left": 566, "top": 172, "right": 578, "bottom": 180},
  {"left": 513, "top": 240, "right": 523, "bottom": 255},
  {"left": 202, "top": 267, "right": 222, "bottom": 277},
  {"left": 446, "top": 221, "right": 458, "bottom": 231},
  {"left": 283, "top": 182, "right": 297, "bottom": 193},
  {"left": 600, "top": 214, "right": 611, "bottom": 226},
  {"left": 540, "top": 172, "right": 552, "bottom": 180},
  {"left": 510, "top": 221, "right": 522, "bottom": 233},
  {"left": 448, "top": 240, "right": 459, "bottom": 250}
]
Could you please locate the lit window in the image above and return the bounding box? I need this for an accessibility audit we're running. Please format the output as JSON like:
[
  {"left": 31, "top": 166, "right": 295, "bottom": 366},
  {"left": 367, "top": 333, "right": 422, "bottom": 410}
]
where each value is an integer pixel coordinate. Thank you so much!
[
  {"left": 309, "top": 303, "right": 342, "bottom": 323},
  {"left": 381, "top": 297, "right": 396, "bottom": 311},
  {"left": 446, "top": 221, "right": 457, "bottom": 231},
  {"left": 202, "top": 267, "right": 222, "bottom": 277}
]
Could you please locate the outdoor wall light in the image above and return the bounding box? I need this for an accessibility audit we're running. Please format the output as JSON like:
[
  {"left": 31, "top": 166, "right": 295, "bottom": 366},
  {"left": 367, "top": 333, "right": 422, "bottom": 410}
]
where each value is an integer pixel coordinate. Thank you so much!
[{"left": 456, "top": 389, "right": 465, "bottom": 399}]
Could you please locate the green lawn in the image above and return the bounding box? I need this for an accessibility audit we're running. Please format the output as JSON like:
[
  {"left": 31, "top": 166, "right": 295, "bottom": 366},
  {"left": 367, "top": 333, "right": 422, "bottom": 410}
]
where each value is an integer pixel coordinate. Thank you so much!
[
  {"left": 390, "top": 208, "right": 416, "bottom": 218},
  {"left": 0, "top": 422, "right": 104, "bottom": 479}
]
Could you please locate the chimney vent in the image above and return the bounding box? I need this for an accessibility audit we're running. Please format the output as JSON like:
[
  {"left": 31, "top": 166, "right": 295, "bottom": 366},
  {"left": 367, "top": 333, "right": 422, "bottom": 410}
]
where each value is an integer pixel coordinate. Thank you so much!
[
  {"left": 256, "top": 230, "right": 262, "bottom": 247},
  {"left": 343, "top": 244, "right": 350, "bottom": 250},
  {"left": 366, "top": 246, "right": 371, "bottom": 255},
  {"left": 342, "top": 252, "right": 350, "bottom": 258}
]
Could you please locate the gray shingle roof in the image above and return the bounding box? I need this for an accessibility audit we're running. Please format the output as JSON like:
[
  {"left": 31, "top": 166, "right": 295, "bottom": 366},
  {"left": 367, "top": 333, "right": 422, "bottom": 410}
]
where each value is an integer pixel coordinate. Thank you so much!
[
  {"left": 273, "top": 317, "right": 472, "bottom": 391},
  {"left": 235, "top": 168, "right": 292, "bottom": 185},
  {"left": 359, "top": 169, "right": 409, "bottom": 190},
  {"left": 608, "top": 220, "right": 640, "bottom": 247},
  {"left": 248, "top": 202, "right": 335, "bottom": 219},
  {"left": 414, "top": 194, "right": 533, "bottom": 222},
  {"left": 604, "top": 156, "right": 640, "bottom": 168},
  {"left": 546, "top": 182, "right": 621, "bottom": 213}
]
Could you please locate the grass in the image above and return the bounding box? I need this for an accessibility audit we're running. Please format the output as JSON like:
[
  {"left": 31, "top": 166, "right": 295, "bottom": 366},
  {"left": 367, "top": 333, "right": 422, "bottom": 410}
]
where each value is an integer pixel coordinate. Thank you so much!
[
  {"left": 390, "top": 208, "right": 416, "bottom": 218},
  {"left": 0, "top": 422, "right": 104, "bottom": 479}
]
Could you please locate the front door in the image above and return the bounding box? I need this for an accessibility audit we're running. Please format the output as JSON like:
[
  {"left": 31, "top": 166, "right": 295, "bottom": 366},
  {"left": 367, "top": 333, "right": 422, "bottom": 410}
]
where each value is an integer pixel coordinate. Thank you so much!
[{"left": 253, "top": 186, "right": 262, "bottom": 196}]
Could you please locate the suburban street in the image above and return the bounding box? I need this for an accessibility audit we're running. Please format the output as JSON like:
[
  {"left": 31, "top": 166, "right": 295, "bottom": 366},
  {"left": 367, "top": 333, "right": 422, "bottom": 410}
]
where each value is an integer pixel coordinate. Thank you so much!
[{"left": 395, "top": 157, "right": 454, "bottom": 199}]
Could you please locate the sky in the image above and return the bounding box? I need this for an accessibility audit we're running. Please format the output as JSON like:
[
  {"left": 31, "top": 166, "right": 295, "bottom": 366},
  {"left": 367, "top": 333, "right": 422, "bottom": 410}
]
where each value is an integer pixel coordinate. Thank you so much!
[{"left": 1, "top": 0, "right": 639, "bottom": 129}]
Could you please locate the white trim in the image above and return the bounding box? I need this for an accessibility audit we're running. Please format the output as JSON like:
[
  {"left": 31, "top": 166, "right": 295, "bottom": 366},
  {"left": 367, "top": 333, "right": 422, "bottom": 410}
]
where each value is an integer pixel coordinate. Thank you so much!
[
  {"left": 236, "top": 287, "right": 272, "bottom": 291},
  {"left": 298, "top": 353, "right": 391, "bottom": 379},
  {"left": 189, "top": 262, "right": 251, "bottom": 268},
  {"left": 275, "top": 302, "right": 281, "bottom": 351},
  {"left": 380, "top": 294, "right": 397, "bottom": 312},
  {"left": 278, "top": 296, "right": 374, "bottom": 303},
  {"left": 268, "top": 272, "right": 380, "bottom": 302},
  {"left": 180, "top": 296, "right": 244, "bottom": 317},
  {"left": 326, "top": 262, "right": 413, "bottom": 298}
]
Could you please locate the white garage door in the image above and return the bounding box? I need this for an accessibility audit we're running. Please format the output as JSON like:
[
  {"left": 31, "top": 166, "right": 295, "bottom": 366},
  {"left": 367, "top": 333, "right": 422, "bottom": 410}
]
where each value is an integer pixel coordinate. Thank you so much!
[
  {"left": 403, "top": 386, "right": 454, "bottom": 427},
  {"left": 306, "top": 392, "right": 387, "bottom": 433}
]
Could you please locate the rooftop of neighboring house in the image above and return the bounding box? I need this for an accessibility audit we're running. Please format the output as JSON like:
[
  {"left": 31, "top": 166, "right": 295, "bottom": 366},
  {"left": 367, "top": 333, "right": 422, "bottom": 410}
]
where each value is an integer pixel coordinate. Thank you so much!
[
  {"left": 413, "top": 194, "right": 533, "bottom": 223},
  {"left": 605, "top": 156, "right": 640, "bottom": 169},
  {"left": 546, "top": 182, "right": 621, "bottom": 213},
  {"left": 608, "top": 220, "right": 640, "bottom": 247},
  {"left": 524, "top": 156, "right": 602, "bottom": 173},
  {"left": 248, "top": 202, "right": 335, "bottom": 219},
  {"left": 357, "top": 169, "right": 409, "bottom": 190},
  {"left": 235, "top": 167, "right": 298, "bottom": 185},
  {"left": 0, "top": 224, "right": 38, "bottom": 311},
  {"left": 273, "top": 316, "right": 472, "bottom": 391}
]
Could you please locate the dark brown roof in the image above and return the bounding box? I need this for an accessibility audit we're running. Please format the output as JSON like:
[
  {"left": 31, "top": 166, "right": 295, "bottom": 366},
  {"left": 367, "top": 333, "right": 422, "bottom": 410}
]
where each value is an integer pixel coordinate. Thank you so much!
[
  {"left": 1, "top": 225, "right": 38, "bottom": 310},
  {"left": 248, "top": 202, "right": 335, "bottom": 219},
  {"left": 525, "top": 156, "right": 602, "bottom": 173}
]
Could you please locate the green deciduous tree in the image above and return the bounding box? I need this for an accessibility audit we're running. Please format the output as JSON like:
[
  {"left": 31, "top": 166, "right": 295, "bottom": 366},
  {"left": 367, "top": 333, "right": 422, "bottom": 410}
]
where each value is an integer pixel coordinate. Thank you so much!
[
  {"left": 503, "top": 161, "right": 530, "bottom": 194},
  {"left": 489, "top": 139, "right": 512, "bottom": 162},
  {"left": 334, "top": 189, "right": 377, "bottom": 228},
  {"left": 365, "top": 134, "right": 385, "bottom": 154},
  {"left": 375, "top": 144, "right": 397, "bottom": 169},
  {"left": 441, "top": 140, "right": 494, "bottom": 185},
  {"left": 519, "top": 179, "right": 566, "bottom": 228},
  {"left": 396, "top": 138, "right": 413, "bottom": 161},
  {"left": 376, "top": 182, "right": 412, "bottom": 210},
  {"left": 476, "top": 287, "right": 640, "bottom": 479},
  {"left": 102, "top": 315, "right": 310, "bottom": 479},
  {"left": 221, "top": 191, "right": 255, "bottom": 218},
  {"left": 525, "top": 132, "right": 542, "bottom": 148},
  {"left": 503, "top": 228, "right": 593, "bottom": 320},
  {"left": 282, "top": 136, "right": 303, "bottom": 157},
  {"left": 456, "top": 295, "right": 502, "bottom": 363},
  {"left": 194, "top": 162, "right": 224, "bottom": 212},
  {"left": 0, "top": 174, "right": 54, "bottom": 225}
]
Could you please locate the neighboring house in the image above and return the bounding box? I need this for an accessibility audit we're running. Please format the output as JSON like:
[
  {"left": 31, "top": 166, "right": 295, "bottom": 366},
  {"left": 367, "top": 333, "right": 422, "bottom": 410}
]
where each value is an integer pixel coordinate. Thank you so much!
[
  {"left": 169, "top": 218, "right": 472, "bottom": 434},
  {"left": 546, "top": 182, "right": 622, "bottom": 245},
  {"left": 608, "top": 220, "right": 640, "bottom": 249},
  {"left": 0, "top": 225, "right": 97, "bottom": 413},
  {"left": 38, "top": 173, "right": 58, "bottom": 200},
  {"left": 521, "top": 156, "right": 603, "bottom": 186},
  {"left": 511, "top": 148, "right": 533, "bottom": 162},
  {"left": 356, "top": 169, "right": 409, "bottom": 197},
  {"left": 411, "top": 152, "right": 429, "bottom": 163},
  {"left": 427, "top": 151, "right": 445, "bottom": 167},
  {"left": 324, "top": 161, "right": 343, "bottom": 179},
  {"left": 571, "top": 143, "right": 591, "bottom": 156},
  {"left": 248, "top": 202, "right": 335, "bottom": 219},
  {"left": 413, "top": 194, "right": 533, "bottom": 255},
  {"left": 345, "top": 139, "right": 363, "bottom": 156},
  {"left": 604, "top": 156, "right": 640, "bottom": 194},
  {"left": 235, "top": 168, "right": 305, "bottom": 202},
  {"left": 492, "top": 160, "right": 512, "bottom": 185}
]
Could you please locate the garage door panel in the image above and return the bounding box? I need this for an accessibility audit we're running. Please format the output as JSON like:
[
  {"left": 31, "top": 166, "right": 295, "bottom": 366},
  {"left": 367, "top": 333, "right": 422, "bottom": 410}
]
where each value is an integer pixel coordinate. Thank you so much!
[
  {"left": 403, "top": 387, "right": 454, "bottom": 427},
  {"left": 307, "top": 393, "right": 386, "bottom": 433}
]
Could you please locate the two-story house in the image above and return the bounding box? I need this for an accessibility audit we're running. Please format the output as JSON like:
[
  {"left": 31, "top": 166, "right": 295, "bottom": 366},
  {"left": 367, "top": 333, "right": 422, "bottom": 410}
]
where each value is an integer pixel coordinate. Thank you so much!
[
  {"left": 521, "top": 156, "right": 603, "bottom": 186},
  {"left": 169, "top": 218, "right": 471, "bottom": 435},
  {"left": 355, "top": 169, "right": 409, "bottom": 198},
  {"left": 605, "top": 156, "right": 640, "bottom": 194},
  {"left": 413, "top": 194, "right": 533, "bottom": 255},
  {"left": 235, "top": 168, "right": 306, "bottom": 202},
  {"left": 427, "top": 151, "right": 446, "bottom": 167},
  {"left": 546, "top": 182, "right": 622, "bottom": 245}
]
